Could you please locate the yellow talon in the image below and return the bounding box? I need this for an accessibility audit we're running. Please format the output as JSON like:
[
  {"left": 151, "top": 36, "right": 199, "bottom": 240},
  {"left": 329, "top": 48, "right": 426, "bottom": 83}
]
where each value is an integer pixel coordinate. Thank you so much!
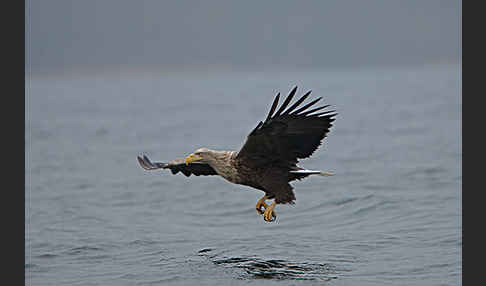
[
  {"left": 256, "top": 195, "right": 269, "bottom": 214},
  {"left": 263, "top": 201, "right": 277, "bottom": 222}
]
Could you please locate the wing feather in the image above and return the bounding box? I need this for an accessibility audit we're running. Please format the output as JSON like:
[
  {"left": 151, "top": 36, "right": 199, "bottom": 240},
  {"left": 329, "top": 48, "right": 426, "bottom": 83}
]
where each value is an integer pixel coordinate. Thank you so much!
[
  {"left": 236, "top": 86, "right": 337, "bottom": 166},
  {"left": 281, "top": 90, "right": 312, "bottom": 115},
  {"left": 290, "top": 97, "right": 322, "bottom": 115},
  {"left": 265, "top": 92, "right": 280, "bottom": 121},
  {"left": 273, "top": 86, "right": 297, "bottom": 117},
  {"left": 137, "top": 154, "right": 217, "bottom": 177},
  {"left": 297, "top": 105, "right": 330, "bottom": 116}
]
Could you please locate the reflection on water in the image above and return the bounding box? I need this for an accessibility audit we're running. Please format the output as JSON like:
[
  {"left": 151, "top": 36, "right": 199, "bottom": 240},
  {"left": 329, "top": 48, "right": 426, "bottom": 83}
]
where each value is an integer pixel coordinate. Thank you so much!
[{"left": 198, "top": 248, "right": 341, "bottom": 281}]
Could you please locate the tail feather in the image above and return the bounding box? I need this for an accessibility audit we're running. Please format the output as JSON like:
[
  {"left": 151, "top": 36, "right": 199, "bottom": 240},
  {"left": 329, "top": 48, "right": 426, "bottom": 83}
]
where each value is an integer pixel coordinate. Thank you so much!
[{"left": 289, "top": 169, "right": 334, "bottom": 176}]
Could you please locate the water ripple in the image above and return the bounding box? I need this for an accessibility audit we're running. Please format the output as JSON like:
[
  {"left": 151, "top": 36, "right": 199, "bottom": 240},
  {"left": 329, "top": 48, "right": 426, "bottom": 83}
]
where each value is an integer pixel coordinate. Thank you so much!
[
  {"left": 198, "top": 249, "right": 340, "bottom": 281},
  {"left": 65, "top": 245, "right": 103, "bottom": 255}
]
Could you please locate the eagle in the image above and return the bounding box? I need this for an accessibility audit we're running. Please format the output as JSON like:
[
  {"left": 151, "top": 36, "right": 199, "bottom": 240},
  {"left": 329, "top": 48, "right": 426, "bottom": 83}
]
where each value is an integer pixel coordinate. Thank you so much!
[{"left": 137, "top": 86, "right": 337, "bottom": 222}]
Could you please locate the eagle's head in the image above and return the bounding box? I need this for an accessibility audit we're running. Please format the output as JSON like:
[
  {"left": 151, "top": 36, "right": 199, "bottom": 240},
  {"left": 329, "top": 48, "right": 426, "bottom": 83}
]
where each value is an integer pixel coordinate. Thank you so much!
[{"left": 184, "top": 147, "right": 212, "bottom": 165}]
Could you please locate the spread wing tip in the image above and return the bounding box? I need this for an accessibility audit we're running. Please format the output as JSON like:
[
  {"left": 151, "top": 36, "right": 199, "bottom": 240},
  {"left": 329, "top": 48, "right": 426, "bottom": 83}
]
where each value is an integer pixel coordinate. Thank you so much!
[
  {"left": 265, "top": 92, "right": 280, "bottom": 121},
  {"left": 137, "top": 155, "right": 151, "bottom": 170},
  {"left": 137, "top": 154, "right": 166, "bottom": 170},
  {"left": 273, "top": 86, "right": 298, "bottom": 117}
]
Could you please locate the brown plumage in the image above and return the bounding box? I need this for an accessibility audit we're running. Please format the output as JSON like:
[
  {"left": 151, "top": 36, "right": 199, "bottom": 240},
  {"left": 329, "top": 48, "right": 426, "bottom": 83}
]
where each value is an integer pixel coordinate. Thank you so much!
[{"left": 137, "top": 86, "right": 337, "bottom": 222}]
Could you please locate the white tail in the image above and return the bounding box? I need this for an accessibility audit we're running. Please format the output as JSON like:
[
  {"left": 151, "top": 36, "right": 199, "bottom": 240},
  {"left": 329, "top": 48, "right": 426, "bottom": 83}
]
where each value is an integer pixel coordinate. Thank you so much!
[{"left": 289, "top": 170, "right": 334, "bottom": 176}]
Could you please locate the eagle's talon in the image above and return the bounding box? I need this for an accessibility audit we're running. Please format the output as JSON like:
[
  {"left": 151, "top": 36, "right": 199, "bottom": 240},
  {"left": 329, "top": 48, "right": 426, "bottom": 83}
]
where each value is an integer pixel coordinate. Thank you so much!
[
  {"left": 255, "top": 195, "right": 269, "bottom": 215},
  {"left": 263, "top": 210, "right": 276, "bottom": 222},
  {"left": 263, "top": 201, "right": 277, "bottom": 222}
]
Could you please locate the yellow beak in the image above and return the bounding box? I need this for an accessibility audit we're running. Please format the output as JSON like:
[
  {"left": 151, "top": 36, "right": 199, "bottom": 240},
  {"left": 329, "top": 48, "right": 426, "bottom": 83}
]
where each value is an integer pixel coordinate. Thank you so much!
[{"left": 185, "top": 153, "right": 203, "bottom": 165}]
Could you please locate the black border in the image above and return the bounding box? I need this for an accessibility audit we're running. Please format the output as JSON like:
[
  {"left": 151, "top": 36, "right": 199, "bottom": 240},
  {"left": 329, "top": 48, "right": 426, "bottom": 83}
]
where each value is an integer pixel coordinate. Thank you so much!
[
  {"left": 3, "top": 0, "right": 25, "bottom": 285},
  {"left": 463, "top": 1, "right": 479, "bottom": 285}
]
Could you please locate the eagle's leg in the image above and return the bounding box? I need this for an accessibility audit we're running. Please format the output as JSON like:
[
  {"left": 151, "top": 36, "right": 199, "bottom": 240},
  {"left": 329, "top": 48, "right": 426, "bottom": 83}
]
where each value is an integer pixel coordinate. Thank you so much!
[
  {"left": 263, "top": 201, "right": 277, "bottom": 222},
  {"left": 256, "top": 195, "right": 269, "bottom": 215}
]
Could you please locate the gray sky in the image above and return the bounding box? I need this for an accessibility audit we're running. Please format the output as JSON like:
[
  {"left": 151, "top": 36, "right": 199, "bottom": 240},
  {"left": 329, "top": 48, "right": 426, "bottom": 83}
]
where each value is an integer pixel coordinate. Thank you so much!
[{"left": 26, "top": 0, "right": 461, "bottom": 73}]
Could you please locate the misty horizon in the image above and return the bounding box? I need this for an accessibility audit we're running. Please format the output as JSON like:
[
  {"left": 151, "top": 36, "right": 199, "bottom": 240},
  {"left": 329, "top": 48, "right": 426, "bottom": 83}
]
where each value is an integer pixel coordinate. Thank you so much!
[{"left": 26, "top": 0, "right": 461, "bottom": 74}]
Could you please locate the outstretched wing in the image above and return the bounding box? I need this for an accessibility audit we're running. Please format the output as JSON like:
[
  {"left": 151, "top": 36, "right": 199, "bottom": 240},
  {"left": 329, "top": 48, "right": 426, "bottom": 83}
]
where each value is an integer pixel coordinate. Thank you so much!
[
  {"left": 236, "top": 86, "right": 337, "bottom": 166},
  {"left": 137, "top": 154, "right": 218, "bottom": 177}
]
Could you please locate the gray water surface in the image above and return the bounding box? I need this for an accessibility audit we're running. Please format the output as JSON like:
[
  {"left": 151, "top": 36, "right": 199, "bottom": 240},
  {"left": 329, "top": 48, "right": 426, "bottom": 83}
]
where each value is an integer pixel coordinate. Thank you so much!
[{"left": 26, "top": 64, "right": 461, "bottom": 285}]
